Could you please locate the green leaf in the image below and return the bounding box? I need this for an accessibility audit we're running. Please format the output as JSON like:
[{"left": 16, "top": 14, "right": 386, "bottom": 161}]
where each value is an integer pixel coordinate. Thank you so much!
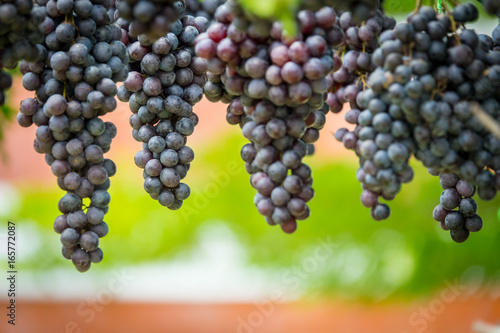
[
  {"left": 0, "top": 104, "right": 13, "bottom": 118},
  {"left": 238, "top": 0, "right": 300, "bottom": 35}
]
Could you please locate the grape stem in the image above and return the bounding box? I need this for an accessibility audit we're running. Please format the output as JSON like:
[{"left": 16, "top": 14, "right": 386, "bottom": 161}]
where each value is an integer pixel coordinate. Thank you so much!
[
  {"left": 441, "top": 1, "right": 462, "bottom": 44},
  {"left": 470, "top": 103, "right": 500, "bottom": 140},
  {"left": 360, "top": 74, "right": 368, "bottom": 90},
  {"left": 413, "top": 0, "right": 422, "bottom": 14}
]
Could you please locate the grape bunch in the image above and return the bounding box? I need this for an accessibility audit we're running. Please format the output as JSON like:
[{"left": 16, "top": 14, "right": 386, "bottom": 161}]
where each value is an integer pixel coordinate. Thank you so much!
[
  {"left": 302, "top": 0, "right": 382, "bottom": 22},
  {"left": 433, "top": 173, "right": 482, "bottom": 243},
  {"left": 115, "top": 0, "right": 186, "bottom": 40},
  {"left": 16, "top": 0, "right": 128, "bottom": 271},
  {"left": 185, "top": 0, "right": 225, "bottom": 21},
  {"left": 118, "top": 14, "right": 208, "bottom": 209},
  {"left": 326, "top": 9, "right": 396, "bottom": 114},
  {"left": 193, "top": 4, "right": 237, "bottom": 105},
  {"left": 195, "top": 1, "right": 341, "bottom": 232},
  {"left": 0, "top": 0, "right": 46, "bottom": 107},
  {"left": 0, "top": 0, "right": 47, "bottom": 68},
  {"left": 199, "top": 2, "right": 347, "bottom": 106},
  {"left": 8, "top": 0, "right": 500, "bottom": 268},
  {"left": 335, "top": 3, "right": 500, "bottom": 242},
  {"left": 332, "top": 0, "right": 382, "bottom": 22}
]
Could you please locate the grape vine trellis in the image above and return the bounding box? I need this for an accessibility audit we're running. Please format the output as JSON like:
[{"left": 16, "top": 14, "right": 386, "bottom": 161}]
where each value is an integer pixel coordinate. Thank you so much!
[{"left": 1, "top": 0, "right": 500, "bottom": 271}]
